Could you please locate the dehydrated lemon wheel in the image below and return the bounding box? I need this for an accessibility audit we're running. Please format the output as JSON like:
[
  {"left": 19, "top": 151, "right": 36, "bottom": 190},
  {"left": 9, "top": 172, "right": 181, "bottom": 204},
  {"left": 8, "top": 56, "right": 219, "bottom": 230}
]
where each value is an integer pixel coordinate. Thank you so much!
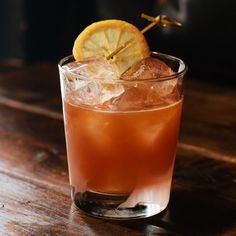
[{"left": 72, "top": 19, "right": 150, "bottom": 75}]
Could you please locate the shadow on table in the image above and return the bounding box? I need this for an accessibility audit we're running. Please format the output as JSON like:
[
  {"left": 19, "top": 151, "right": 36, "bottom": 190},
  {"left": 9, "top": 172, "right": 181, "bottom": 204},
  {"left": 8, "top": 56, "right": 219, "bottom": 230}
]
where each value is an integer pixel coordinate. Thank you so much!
[
  {"left": 161, "top": 188, "right": 236, "bottom": 235},
  {"left": 77, "top": 188, "right": 236, "bottom": 236}
]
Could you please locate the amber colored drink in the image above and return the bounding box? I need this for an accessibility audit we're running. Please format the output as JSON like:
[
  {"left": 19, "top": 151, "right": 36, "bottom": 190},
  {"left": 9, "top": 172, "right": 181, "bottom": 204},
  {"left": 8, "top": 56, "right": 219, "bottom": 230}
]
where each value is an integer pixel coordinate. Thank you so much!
[
  {"left": 64, "top": 98, "right": 182, "bottom": 192},
  {"left": 59, "top": 52, "right": 187, "bottom": 219}
]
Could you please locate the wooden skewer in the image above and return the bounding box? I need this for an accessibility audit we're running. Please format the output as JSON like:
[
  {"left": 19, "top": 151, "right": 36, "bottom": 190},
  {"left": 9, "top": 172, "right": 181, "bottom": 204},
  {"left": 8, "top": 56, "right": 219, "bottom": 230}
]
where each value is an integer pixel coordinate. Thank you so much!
[
  {"left": 106, "top": 14, "right": 182, "bottom": 60},
  {"left": 141, "top": 13, "right": 182, "bottom": 28},
  {"left": 106, "top": 39, "right": 133, "bottom": 60}
]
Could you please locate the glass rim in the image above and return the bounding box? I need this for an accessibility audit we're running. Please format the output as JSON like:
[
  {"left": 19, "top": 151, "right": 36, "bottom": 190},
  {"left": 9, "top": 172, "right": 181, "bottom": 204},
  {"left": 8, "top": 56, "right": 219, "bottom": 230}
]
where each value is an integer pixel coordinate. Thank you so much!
[{"left": 58, "top": 51, "right": 187, "bottom": 83}]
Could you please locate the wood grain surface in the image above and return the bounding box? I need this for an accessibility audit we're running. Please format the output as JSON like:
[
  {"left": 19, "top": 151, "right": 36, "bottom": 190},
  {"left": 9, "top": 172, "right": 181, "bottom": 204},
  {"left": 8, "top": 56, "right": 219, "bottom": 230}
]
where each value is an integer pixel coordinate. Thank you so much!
[{"left": 0, "top": 63, "right": 235, "bottom": 235}]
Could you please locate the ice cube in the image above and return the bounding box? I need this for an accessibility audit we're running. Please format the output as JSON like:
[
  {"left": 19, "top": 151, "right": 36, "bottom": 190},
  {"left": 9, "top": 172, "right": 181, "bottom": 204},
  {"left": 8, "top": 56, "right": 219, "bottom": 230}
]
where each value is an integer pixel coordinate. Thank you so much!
[
  {"left": 118, "top": 57, "right": 180, "bottom": 108},
  {"left": 113, "top": 82, "right": 178, "bottom": 111},
  {"left": 151, "top": 79, "right": 180, "bottom": 103},
  {"left": 75, "top": 80, "right": 124, "bottom": 106},
  {"left": 63, "top": 56, "right": 118, "bottom": 81},
  {"left": 112, "top": 79, "right": 181, "bottom": 111},
  {"left": 121, "top": 57, "right": 174, "bottom": 80},
  {"left": 62, "top": 57, "right": 124, "bottom": 105},
  {"left": 112, "top": 85, "right": 161, "bottom": 111}
]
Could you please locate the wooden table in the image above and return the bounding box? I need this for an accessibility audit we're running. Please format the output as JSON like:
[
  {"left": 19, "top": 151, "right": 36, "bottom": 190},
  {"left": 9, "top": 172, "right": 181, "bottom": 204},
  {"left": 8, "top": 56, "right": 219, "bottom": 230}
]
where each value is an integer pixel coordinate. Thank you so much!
[{"left": 0, "top": 62, "right": 235, "bottom": 236}]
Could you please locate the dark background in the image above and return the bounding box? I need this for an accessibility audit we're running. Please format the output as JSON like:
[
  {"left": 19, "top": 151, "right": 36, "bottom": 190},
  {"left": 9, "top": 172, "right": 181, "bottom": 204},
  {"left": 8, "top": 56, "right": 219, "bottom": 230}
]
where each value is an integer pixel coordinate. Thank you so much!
[{"left": 0, "top": 0, "right": 236, "bottom": 85}]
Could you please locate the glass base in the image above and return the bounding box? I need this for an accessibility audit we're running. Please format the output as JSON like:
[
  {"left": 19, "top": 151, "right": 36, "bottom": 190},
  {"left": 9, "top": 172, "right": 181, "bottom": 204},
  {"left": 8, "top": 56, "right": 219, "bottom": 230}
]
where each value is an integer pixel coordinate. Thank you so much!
[{"left": 71, "top": 187, "right": 166, "bottom": 220}]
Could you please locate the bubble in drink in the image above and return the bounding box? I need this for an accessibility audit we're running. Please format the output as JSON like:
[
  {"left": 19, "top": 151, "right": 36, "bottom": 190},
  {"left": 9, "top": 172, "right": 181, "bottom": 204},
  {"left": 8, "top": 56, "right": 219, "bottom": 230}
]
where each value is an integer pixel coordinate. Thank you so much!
[{"left": 62, "top": 57, "right": 124, "bottom": 105}]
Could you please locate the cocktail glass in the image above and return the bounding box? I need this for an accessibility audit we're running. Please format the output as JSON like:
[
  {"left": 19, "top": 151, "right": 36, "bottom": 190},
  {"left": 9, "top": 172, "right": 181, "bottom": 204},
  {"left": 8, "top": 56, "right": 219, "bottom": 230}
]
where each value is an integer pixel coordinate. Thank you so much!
[{"left": 58, "top": 52, "right": 187, "bottom": 219}]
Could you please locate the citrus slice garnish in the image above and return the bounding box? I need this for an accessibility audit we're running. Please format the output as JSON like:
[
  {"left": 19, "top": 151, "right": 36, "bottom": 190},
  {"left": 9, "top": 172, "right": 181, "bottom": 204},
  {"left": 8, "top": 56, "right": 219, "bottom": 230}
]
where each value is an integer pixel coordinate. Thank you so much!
[{"left": 72, "top": 19, "right": 150, "bottom": 76}]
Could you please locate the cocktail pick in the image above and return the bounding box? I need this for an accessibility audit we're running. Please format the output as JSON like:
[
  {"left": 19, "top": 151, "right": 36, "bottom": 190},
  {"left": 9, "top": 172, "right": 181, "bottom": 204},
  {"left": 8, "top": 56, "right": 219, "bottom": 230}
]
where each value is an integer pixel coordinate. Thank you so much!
[
  {"left": 141, "top": 13, "right": 182, "bottom": 33},
  {"left": 106, "top": 14, "right": 182, "bottom": 60}
]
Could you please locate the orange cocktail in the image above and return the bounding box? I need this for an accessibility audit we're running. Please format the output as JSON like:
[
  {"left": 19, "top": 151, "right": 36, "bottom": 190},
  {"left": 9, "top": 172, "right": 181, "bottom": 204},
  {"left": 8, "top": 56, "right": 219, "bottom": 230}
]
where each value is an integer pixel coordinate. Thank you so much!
[
  {"left": 58, "top": 16, "right": 187, "bottom": 219},
  {"left": 59, "top": 52, "right": 186, "bottom": 219},
  {"left": 64, "top": 98, "right": 182, "bottom": 195}
]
